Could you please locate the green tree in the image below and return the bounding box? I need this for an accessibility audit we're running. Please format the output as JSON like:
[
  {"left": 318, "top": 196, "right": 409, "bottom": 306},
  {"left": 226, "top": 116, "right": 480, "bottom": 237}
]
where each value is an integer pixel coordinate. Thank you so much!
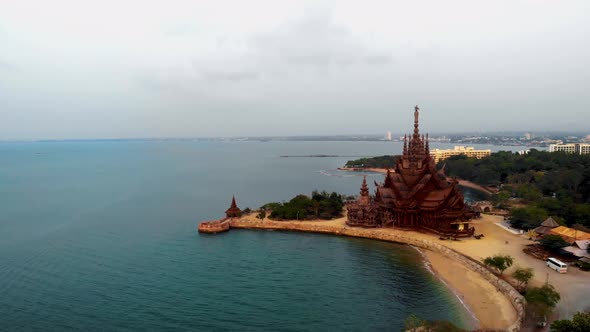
[
  {"left": 266, "top": 192, "right": 344, "bottom": 220},
  {"left": 526, "top": 284, "right": 561, "bottom": 318},
  {"left": 551, "top": 311, "right": 590, "bottom": 331},
  {"left": 483, "top": 254, "right": 514, "bottom": 275},
  {"left": 404, "top": 314, "right": 426, "bottom": 332},
  {"left": 256, "top": 210, "right": 266, "bottom": 220},
  {"left": 540, "top": 234, "right": 570, "bottom": 251},
  {"left": 516, "top": 184, "right": 543, "bottom": 202},
  {"left": 512, "top": 267, "right": 534, "bottom": 291},
  {"left": 510, "top": 206, "right": 548, "bottom": 229},
  {"left": 491, "top": 190, "right": 511, "bottom": 206}
]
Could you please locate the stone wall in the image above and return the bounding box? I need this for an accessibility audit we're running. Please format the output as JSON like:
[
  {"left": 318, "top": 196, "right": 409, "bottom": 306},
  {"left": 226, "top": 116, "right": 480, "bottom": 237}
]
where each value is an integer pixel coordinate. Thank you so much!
[{"left": 229, "top": 219, "right": 525, "bottom": 332}]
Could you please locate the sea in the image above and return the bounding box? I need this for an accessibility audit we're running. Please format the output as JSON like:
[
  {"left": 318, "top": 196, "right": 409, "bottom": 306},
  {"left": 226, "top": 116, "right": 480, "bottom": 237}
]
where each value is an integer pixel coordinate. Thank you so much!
[{"left": 0, "top": 140, "right": 523, "bottom": 331}]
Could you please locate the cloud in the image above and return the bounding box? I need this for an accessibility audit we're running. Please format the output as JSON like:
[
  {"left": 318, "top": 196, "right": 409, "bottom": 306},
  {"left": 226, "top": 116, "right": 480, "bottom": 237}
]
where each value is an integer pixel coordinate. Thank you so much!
[
  {"left": 200, "top": 70, "right": 259, "bottom": 82},
  {"left": 250, "top": 10, "right": 393, "bottom": 68},
  {"left": 0, "top": 60, "right": 18, "bottom": 72}
]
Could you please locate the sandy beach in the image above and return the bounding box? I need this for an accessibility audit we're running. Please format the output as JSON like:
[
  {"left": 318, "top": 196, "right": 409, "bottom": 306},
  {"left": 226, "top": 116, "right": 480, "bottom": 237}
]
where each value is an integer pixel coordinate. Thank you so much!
[{"left": 423, "top": 249, "right": 516, "bottom": 329}]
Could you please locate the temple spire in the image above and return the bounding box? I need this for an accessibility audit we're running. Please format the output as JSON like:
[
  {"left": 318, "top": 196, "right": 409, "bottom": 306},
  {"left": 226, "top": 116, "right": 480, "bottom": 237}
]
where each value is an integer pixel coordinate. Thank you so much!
[
  {"left": 384, "top": 168, "right": 393, "bottom": 187},
  {"left": 425, "top": 133, "right": 430, "bottom": 154},
  {"left": 421, "top": 134, "right": 425, "bottom": 152},
  {"left": 403, "top": 134, "right": 408, "bottom": 155},
  {"left": 413, "top": 105, "right": 420, "bottom": 140},
  {"left": 360, "top": 176, "right": 369, "bottom": 197},
  {"left": 359, "top": 176, "right": 370, "bottom": 205}
]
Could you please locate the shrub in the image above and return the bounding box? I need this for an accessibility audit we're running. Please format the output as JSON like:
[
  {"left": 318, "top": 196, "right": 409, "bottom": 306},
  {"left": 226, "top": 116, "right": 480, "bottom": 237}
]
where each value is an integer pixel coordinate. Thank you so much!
[
  {"left": 512, "top": 267, "right": 534, "bottom": 291},
  {"left": 540, "top": 234, "right": 570, "bottom": 251},
  {"left": 526, "top": 284, "right": 561, "bottom": 318},
  {"left": 483, "top": 254, "right": 514, "bottom": 275}
]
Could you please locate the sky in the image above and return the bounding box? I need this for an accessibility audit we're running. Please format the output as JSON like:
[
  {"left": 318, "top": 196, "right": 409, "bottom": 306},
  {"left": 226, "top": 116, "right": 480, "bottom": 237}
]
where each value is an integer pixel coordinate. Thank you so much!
[{"left": 1, "top": 0, "right": 589, "bottom": 140}]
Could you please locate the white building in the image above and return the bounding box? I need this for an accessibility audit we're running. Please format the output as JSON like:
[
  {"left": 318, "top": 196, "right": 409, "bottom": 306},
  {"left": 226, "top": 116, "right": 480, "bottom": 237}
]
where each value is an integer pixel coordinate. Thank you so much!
[
  {"left": 385, "top": 131, "right": 392, "bottom": 141},
  {"left": 549, "top": 143, "right": 590, "bottom": 155}
]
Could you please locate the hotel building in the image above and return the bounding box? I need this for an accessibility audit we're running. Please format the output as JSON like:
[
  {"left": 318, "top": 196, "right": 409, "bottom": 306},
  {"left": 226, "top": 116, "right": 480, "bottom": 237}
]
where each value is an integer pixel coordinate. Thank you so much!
[
  {"left": 429, "top": 146, "right": 491, "bottom": 163},
  {"left": 549, "top": 143, "right": 590, "bottom": 155}
]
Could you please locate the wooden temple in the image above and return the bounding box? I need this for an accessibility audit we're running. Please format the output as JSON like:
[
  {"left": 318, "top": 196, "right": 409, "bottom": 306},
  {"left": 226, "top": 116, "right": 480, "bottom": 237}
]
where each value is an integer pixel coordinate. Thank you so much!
[{"left": 346, "top": 106, "right": 475, "bottom": 237}]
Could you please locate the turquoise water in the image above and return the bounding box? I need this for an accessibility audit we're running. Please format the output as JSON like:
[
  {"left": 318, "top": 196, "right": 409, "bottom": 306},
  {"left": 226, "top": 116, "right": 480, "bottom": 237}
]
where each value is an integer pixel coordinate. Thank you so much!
[{"left": 0, "top": 141, "right": 516, "bottom": 330}]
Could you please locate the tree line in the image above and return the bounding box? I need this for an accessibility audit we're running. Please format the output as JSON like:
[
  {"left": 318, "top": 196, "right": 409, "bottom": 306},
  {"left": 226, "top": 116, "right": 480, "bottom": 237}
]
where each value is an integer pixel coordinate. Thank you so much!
[
  {"left": 260, "top": 191, "right": 344, "bottom": 220},
  {"left": 441, "top": 150, "right": 590, "bottom": 228},
  {"left": 344, "top": 155, "right": 400, "bottom": 168}
]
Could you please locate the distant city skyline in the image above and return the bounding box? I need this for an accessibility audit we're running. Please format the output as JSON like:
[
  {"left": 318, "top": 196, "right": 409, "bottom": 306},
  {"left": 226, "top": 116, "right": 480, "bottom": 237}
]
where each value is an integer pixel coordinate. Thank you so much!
[{"left": 1, "top": 0, "right": 589, "bottom": 140}]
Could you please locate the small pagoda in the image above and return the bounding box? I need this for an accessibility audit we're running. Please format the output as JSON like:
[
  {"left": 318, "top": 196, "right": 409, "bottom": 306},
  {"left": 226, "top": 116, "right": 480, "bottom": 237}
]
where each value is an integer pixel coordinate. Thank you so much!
[
  {"left": 225, "top": 195, "right": 242, "bottom": 218},
  {"left": 198, "top": 196, "right": 241, "bottom": 233},
  {"left": 346, "top": 106, "right": 475, "bottom": 237}
]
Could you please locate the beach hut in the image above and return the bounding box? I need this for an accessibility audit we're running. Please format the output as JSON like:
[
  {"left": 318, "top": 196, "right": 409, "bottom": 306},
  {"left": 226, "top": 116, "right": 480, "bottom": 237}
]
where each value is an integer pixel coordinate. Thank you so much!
[
  {"left": 533, "top": 217, "right": 560, "bottom": 236},
  {"left": 548, "top": 226, "right": 590, "bottom": 245},
  {"left": 562, "top": 240, "right": 590, "bottom": 259}
]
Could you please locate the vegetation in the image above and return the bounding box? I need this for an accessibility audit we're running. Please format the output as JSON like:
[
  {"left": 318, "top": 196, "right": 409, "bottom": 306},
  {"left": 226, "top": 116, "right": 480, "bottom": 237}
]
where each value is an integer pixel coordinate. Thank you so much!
[
  {"left": 263, "top": 191, "right": 344, "bottom": 220},
  {"left": 441, "top": 150, "right": 590, "bottom": 228},
  {"left": 509, "top": 206, "right": 549, "bottom": 229},
  {"left": 551, "top": 312, "right": 590, "bottom": 332},
  {"left": 243, "top": 207, "right": 252, "bottom": 214},
  {"left": 525, "top": 284, "right": 561, "bottom": 318},
  {"left": 404, "top": 314, "right": 426, "bottom": 332},
  {"left": 403, "top": 314, "right": 463, "bottom": 332},
  {"left": 256, "top": 210, "right": 266, "bottom": 220},
  {"left": 483, "top": 254, "right": 514, "bottom": 275},
  {"left": 540, "top": 234, "right": 570, "bottom": 251},
  {"left": 512, "top": 267, "right": 534, "bottom": 291},
  {"left": 344, "top": 155, "right": 400, "bottom": 168},
  {"left": 575, "top": 260, "right": 590, "bottom": 271}
]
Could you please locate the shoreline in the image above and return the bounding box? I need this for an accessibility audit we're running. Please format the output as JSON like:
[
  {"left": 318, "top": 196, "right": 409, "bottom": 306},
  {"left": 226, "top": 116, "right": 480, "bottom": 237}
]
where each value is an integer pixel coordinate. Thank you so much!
[
  {"left": 228, "top": 216, "right": 524, "bottom": 331},
  {"left": 413, "top": 246, "right": 481, "bottom": 330}
]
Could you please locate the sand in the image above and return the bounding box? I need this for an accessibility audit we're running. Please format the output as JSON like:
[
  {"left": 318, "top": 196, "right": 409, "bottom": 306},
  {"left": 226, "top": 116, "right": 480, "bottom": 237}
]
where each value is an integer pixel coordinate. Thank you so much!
[{"left": 422, "top": 250, "right": 516, "bottom": 329}]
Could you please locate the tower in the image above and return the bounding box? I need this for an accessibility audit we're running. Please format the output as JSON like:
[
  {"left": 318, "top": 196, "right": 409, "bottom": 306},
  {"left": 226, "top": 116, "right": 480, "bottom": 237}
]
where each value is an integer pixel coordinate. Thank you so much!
[
  {"left": 359, "top": 176, "right": 370, "bottom": 205},
  {"left": 225, "top": 196, "right": 242, "bottom": 218}
]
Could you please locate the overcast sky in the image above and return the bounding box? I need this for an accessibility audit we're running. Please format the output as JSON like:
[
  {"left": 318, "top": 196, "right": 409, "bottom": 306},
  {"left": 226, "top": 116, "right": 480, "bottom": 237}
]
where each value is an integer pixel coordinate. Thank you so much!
[{"left": 1, "top": 0, "right": 589, "bottom": 140}]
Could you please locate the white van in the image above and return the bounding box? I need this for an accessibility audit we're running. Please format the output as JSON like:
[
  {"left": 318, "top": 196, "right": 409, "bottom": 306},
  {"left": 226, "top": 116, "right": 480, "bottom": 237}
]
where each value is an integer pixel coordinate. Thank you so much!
[{"left": 546, "top": 257, "right": 567, "bottom": 273}]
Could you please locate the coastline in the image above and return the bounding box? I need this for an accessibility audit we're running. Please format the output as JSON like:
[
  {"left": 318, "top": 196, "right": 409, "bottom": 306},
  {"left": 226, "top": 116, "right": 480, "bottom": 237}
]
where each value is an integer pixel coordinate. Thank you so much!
[
  {"left": 420, "top": 249, "right": 516, "bottom": 330},
  {"left": 229, "top": 215, "right": 524, "bottom": 331}
]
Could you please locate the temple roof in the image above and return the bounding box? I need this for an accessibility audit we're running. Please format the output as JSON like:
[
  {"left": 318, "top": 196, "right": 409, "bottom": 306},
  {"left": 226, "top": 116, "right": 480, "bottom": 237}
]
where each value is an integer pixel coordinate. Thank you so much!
[{"left": 541, "top": 217, "right": 560, "bottom": 227}]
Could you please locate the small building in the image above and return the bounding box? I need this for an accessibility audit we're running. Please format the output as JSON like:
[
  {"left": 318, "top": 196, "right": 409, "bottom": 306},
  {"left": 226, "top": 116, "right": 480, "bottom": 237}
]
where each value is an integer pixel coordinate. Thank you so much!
[
  {"left": 534, "top": 217, "right": 560, "bottom": 236},
  {"left": 562, "top": 240, "right": 590, "bottom": 259}
]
